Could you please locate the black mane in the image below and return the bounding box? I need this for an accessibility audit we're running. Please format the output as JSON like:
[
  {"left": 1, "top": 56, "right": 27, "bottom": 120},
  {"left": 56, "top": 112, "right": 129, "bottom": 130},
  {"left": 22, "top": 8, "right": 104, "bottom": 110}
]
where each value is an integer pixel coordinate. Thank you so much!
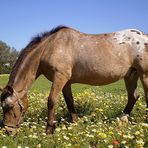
[{"left": 26, "top": 25, "right": 68, "bottom": 48}]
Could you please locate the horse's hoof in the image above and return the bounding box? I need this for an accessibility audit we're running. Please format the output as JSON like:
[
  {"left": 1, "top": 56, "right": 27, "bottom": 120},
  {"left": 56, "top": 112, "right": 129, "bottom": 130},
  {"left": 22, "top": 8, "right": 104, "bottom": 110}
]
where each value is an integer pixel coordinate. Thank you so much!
[
  {"left": 70, "top": 114, "right": 78, "bottom": 123},
  {"left": 120, "top": 114, "right": 129, "bottom": 123},
  {"left": 116, "top": 113, "right": 129, "bottom": 125},
  {"left": 46, "top": 125, "right": 56, "bottom": 134}
]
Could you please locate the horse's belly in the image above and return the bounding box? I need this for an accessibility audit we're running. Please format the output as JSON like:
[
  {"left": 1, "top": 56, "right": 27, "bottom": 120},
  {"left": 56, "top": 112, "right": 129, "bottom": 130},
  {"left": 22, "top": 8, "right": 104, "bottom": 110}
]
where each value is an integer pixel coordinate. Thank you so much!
[
  {"left": 71, "top": 74, "right": 123, "bottom": 85},
  {"left": 71, "top": 63, "right": 129, "bottom": 85}
]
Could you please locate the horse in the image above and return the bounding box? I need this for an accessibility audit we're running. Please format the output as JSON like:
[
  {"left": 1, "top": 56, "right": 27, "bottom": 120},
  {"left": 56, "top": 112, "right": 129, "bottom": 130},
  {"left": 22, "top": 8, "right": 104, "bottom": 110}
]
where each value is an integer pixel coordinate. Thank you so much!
[{"left": 1, "top": 26, "right": 148, "bottom": 135}]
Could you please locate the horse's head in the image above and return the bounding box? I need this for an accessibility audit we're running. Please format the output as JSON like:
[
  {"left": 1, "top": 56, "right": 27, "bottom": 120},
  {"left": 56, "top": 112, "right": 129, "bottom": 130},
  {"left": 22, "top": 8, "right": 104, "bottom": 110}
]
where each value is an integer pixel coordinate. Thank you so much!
[{"left": 0, "top": 86, "right": 28, "bottom": 135}]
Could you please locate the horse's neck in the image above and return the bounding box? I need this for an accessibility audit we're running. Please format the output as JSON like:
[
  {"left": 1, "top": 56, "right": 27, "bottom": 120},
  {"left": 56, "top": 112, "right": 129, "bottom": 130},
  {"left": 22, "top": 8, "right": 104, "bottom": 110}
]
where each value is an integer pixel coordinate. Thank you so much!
[{"left": 8, "top": 46, "right": 43, "bottom": 93}]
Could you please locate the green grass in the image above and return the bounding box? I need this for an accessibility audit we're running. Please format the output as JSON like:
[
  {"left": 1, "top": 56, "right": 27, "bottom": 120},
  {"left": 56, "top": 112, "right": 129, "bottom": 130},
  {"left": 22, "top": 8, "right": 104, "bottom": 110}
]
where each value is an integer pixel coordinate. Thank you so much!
[
  {"left": 0, "top": 74, "right": 9, "bottom": 86},
  {"left": 0, "top": 75, "right": 147, "bottom": 148}
]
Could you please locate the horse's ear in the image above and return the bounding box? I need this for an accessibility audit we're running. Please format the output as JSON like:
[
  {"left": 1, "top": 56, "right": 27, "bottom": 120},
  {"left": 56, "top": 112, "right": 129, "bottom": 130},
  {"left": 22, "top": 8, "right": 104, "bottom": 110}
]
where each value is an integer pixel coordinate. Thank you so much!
[{"left": 6, "top": 86, "right": 14, "bottom": 95}]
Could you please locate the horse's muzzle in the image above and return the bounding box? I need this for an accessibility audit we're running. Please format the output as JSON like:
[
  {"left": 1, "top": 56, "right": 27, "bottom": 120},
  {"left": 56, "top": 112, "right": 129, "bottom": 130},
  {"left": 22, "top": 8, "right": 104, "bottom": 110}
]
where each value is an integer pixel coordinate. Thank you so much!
[
  {"left": 2, "top": 121, "right": 19, "bottom": 136},
  {"left": 0, "top": 120, "right": 18, "bottom": 136},
  {"left": 5, "top": 125, "right": 18, "bottom": 136}
]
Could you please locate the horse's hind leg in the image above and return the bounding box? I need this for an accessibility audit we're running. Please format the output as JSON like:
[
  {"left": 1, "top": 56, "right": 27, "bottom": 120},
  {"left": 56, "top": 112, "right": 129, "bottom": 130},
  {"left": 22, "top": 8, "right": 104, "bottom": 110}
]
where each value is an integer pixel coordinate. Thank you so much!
[
  {"left": 62, "top": 84, "right": 77, "bottom": 122},
  {"left": 140, "top": 74, "right": 148, "bottom": 110},
  {"left": 138, "top": 73, "right": 148, "bottom": 122},
  {"left": 124, "top": 71, "right": 139, "bottom": 115},
  {"left": 46, "top": 72, "right": 68, "bottom": 134}
]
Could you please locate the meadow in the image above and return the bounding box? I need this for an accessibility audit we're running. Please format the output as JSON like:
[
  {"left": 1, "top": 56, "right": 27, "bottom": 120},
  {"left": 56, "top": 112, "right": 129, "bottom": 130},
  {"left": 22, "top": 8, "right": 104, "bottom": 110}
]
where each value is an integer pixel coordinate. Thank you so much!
[{"left": 0, "top": 75, "right": 148, "bottom": 148}]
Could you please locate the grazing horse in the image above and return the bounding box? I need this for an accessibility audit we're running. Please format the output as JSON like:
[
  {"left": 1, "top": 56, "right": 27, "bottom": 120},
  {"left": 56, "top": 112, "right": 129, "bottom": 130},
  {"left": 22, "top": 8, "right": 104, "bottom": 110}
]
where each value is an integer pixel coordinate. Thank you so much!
[{"left": 0, "top": 26, "right": 148, "bottom": 135}]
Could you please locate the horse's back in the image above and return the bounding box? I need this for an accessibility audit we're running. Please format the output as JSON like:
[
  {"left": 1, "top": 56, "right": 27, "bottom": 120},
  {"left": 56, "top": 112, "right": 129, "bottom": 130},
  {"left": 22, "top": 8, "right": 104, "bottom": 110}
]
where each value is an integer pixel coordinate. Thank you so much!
[{"left": 42, "top": 28, "right": 148, "bottom": 85}]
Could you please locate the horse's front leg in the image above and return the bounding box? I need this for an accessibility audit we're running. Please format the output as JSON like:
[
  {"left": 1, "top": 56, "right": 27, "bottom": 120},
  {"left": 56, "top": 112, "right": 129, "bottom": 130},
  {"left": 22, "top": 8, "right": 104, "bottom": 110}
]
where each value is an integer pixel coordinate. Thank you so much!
[{"left": 46, "top": 72, "right": 68, "bottom": 134}]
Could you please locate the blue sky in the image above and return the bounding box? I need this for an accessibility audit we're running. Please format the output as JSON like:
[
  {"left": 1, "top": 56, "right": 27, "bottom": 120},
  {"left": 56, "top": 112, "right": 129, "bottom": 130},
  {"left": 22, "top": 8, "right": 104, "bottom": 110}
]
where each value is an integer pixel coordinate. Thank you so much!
[{"left": 0, "top": 0, "right": 148, "bottom": 51}]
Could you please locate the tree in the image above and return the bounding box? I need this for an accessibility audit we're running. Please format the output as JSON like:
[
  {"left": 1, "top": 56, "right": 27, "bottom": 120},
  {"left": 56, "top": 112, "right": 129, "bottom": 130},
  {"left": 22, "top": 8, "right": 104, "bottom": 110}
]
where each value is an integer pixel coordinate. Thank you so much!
[{"left": 0, "top": 40, "right": 19, "bottom": 74}]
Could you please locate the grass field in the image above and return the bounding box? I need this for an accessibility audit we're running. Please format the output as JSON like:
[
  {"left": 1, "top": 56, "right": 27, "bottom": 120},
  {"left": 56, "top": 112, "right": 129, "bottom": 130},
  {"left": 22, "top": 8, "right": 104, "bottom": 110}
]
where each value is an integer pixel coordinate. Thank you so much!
[{"left": 0, "top": 75, "right": 148, "bottom": 148}]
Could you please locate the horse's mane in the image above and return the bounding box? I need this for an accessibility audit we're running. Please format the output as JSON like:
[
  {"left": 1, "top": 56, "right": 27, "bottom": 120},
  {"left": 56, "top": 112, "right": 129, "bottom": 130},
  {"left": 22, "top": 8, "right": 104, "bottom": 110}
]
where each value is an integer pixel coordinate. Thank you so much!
[
  {"left": 26, "top": 25, "right": 68, "bottom": 48},
  {"left": 9, "top": 26, "right": 69, "bottom": 85}
]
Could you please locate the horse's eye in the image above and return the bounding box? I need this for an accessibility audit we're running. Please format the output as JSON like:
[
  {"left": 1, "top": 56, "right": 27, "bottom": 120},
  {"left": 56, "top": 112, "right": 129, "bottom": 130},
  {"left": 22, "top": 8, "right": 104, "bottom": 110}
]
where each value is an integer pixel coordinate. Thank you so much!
[
  {"left": 1, "top": 99, "right": 14, "bottom": 110},
  {"left": 2, "top": 101, "right": 10, "bottom": 110}
]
